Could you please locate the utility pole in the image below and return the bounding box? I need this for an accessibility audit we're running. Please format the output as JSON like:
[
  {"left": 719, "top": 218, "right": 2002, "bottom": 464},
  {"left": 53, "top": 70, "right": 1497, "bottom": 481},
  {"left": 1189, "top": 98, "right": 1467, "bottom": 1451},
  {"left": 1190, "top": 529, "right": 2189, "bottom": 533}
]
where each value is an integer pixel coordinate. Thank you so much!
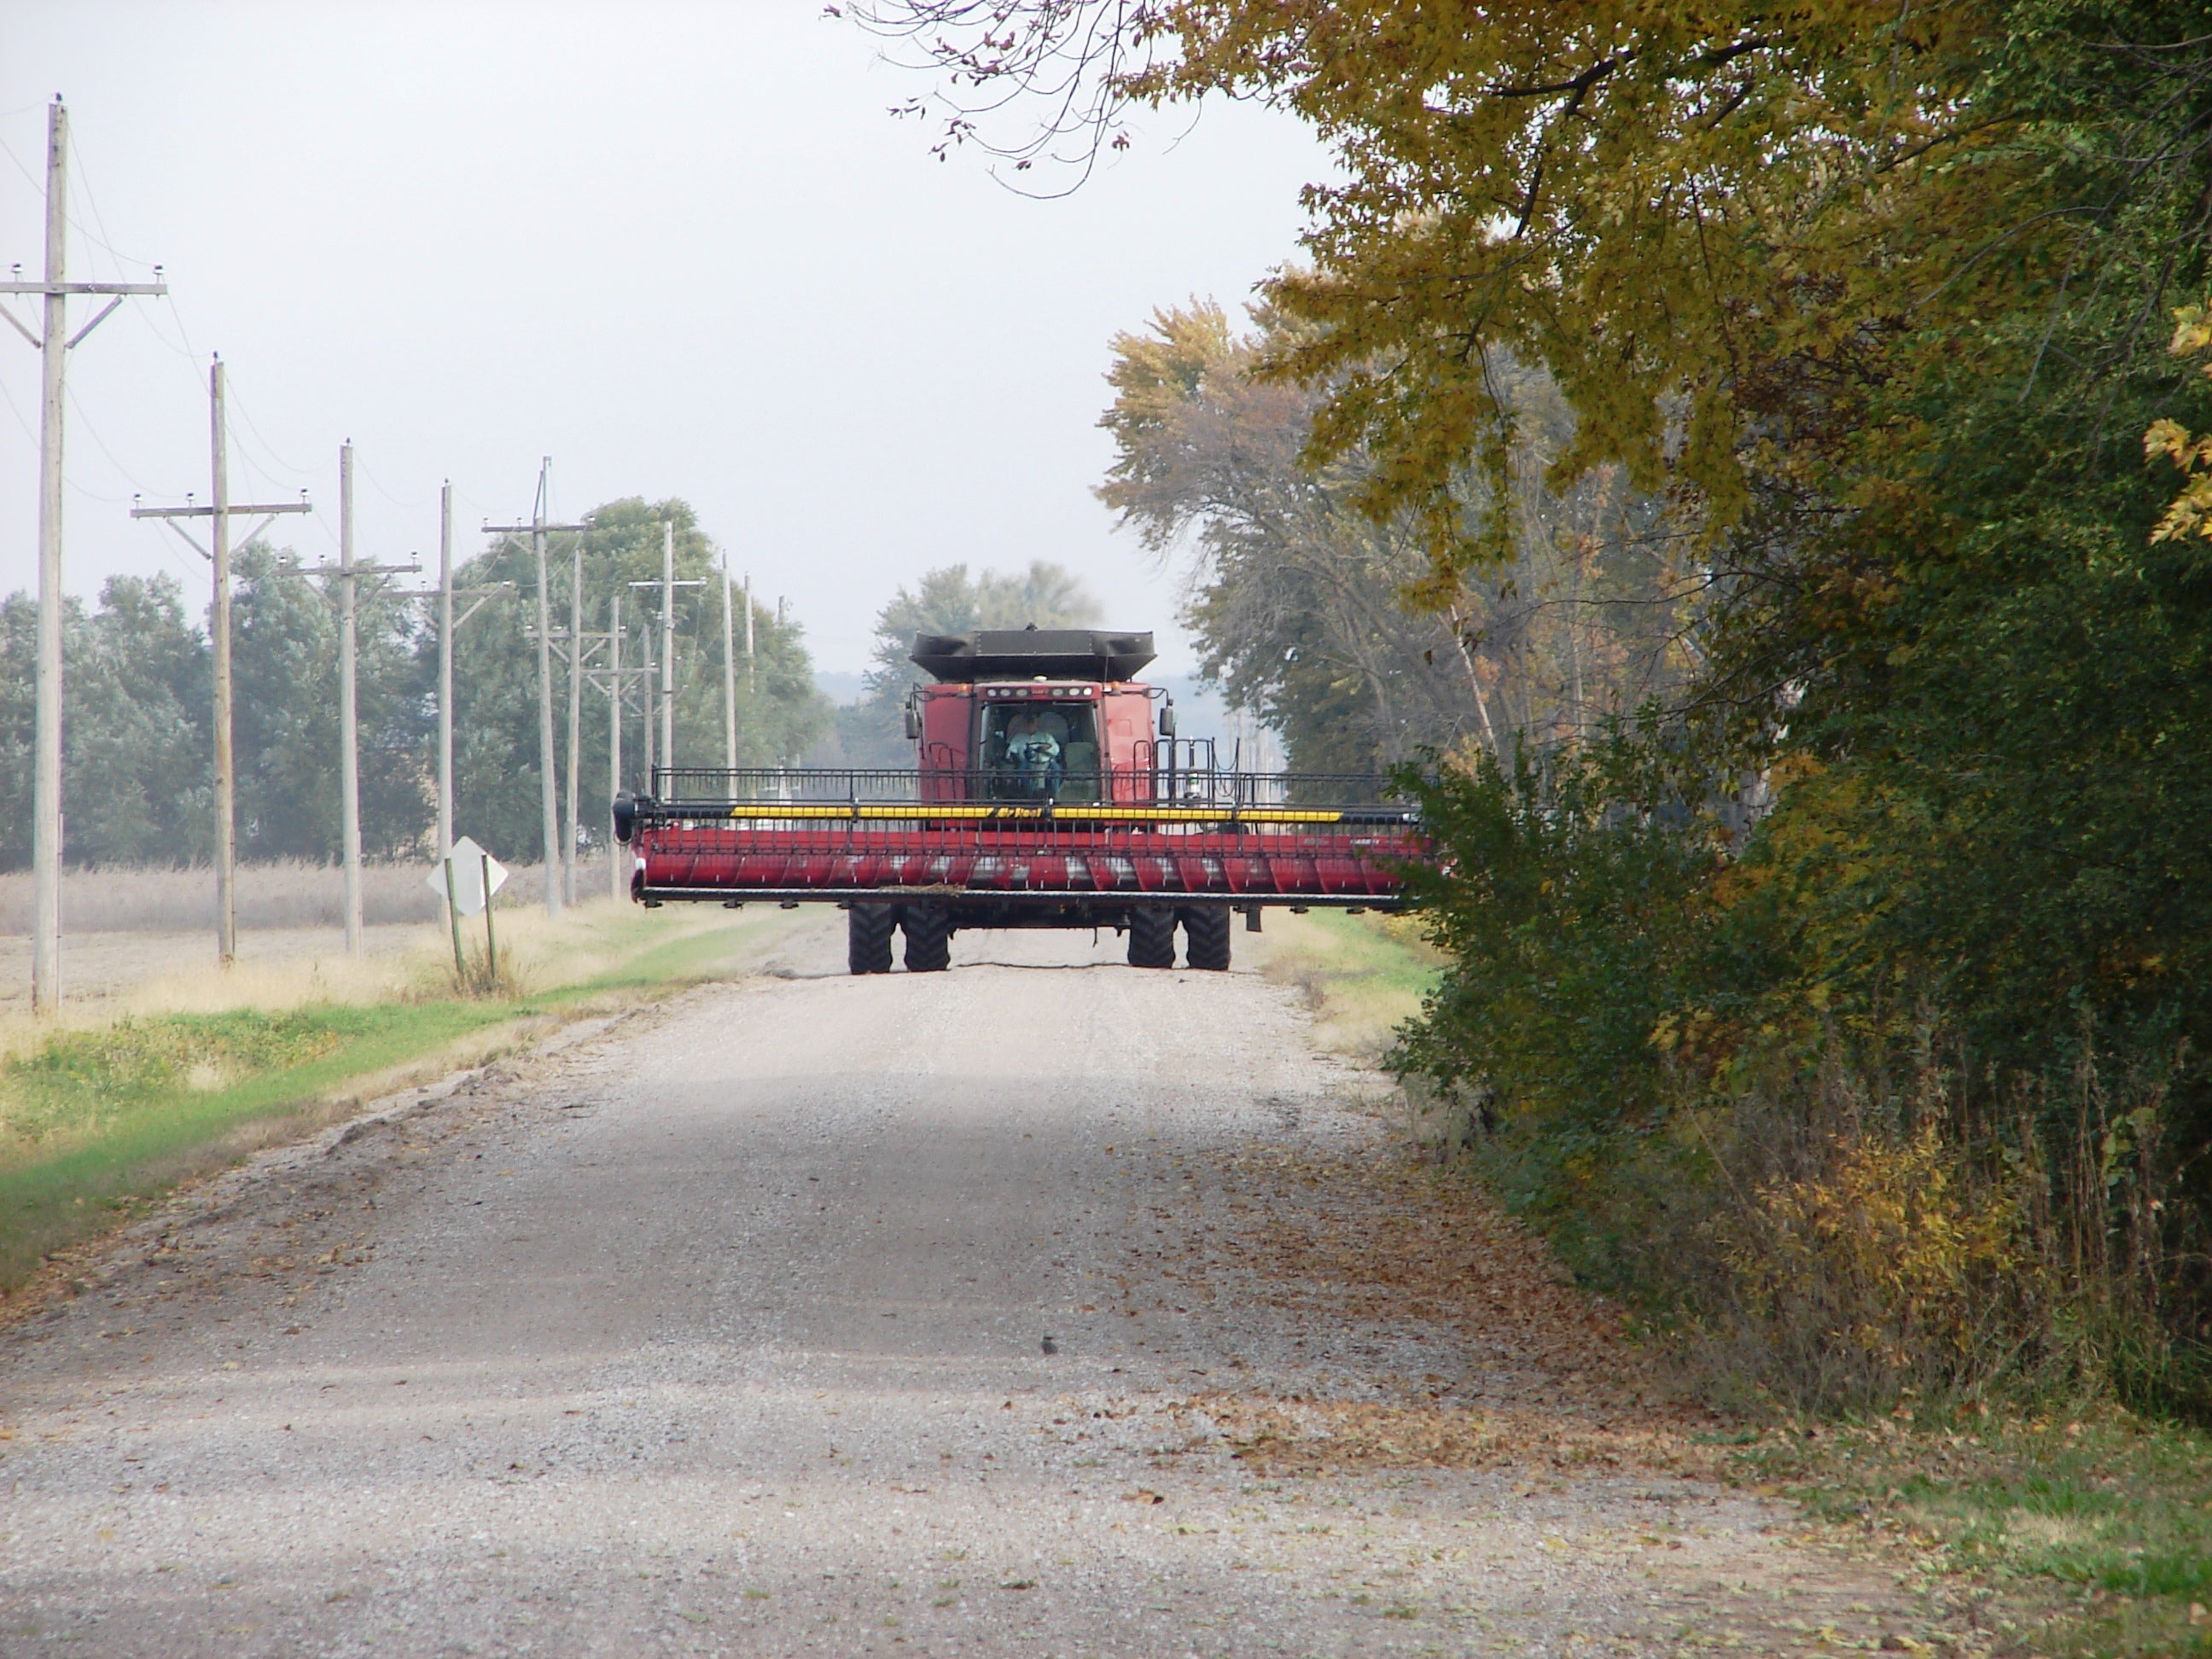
[
  {"left": 562, "top": 537, "right": 584, "bottom": 905},
  {"left": 1, "top": 98, "right": 166, "bottom": 1014},
  {"left": 661, "top": 521, "right": 677, "bottom": 775},
  {"left": 485, "top": 461, "right": 587, "bottom": 919},
  {"left": 437, "top": 486, "right": 453, "bottom": 859},
  {"left": 586, "top": 593, "right": 652, "bottom": 903},
  {"left": 132, "top": 361, "right": 310, "bottom": 967},
  {"left": 330, "top": 443, "right": 420, "bottom": 955},
  {"left": 639, "top": 620, "right": 656, "bottom": 780},
  {"left": 338, "top": 445, "right": 358, "bottom": 953},
  {"left": 435, "top": 484, "right": 512, "bottom": 864},
  {"left": 536, "top": 552, "right": 614, "bottom": 909},
  {"left": 608, "top": 591, "right": 625, "bottom": 901},
  {"left": 631, "top": 555, "right": 702, "bottom": 793},
  {"left": 519, "top": 550, "right": 612, "bottom": 910},
  {"left": 743, "top": 572, "right": 755, "bottom": 691},
  {"left": 721, "top": 550, "right": 738, "bottom": 771},
  {"left": 565, "top": 535, "right": 585, "bottom": 906}
]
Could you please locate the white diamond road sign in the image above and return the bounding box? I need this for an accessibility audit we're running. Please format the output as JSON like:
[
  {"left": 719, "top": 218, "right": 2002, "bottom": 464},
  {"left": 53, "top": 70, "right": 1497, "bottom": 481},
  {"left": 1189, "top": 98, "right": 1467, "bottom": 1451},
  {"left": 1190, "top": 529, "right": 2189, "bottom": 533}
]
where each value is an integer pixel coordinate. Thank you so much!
[{"left": 427, "top": 835, "right": 509, "bottom": 918}]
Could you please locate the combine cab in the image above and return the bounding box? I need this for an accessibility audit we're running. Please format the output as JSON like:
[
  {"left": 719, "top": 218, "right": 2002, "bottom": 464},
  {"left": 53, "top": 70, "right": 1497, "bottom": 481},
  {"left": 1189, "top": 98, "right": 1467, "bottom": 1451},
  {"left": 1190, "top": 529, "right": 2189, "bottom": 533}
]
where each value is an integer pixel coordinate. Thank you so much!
[{"left": 613, "top": 628, "right": 1421, "bottom": 974}]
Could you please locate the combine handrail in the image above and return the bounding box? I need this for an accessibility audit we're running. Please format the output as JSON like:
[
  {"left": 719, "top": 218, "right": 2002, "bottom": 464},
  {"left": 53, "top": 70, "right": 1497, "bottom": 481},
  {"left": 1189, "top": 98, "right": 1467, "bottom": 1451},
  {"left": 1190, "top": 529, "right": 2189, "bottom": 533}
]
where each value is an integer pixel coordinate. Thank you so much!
[{"left": 642, "top": 765, "right": 1411, "bottom": 816}]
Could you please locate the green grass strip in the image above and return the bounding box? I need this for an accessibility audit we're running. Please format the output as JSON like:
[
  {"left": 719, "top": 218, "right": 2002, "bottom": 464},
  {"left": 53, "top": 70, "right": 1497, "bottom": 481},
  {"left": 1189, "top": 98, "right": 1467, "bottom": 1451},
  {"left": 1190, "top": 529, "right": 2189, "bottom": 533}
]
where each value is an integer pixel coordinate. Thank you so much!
[
  {"left": 1739, "top": 1413, "right": 2212, "bottom": 1656},
  {"left": 0, "top": 1001, "right": 514, "bottom": 1289},
  {"left": 0, "top": 917, "right": 777, "bottom": 1293}
]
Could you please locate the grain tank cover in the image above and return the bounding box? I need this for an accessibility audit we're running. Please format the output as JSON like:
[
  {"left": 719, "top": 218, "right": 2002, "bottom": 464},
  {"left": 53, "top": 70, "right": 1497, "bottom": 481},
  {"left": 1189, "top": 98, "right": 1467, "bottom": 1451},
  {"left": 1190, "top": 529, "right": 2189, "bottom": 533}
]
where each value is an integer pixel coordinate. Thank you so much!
[{"left": 910, "top": 628, "right": 1155, "bottom": 684}]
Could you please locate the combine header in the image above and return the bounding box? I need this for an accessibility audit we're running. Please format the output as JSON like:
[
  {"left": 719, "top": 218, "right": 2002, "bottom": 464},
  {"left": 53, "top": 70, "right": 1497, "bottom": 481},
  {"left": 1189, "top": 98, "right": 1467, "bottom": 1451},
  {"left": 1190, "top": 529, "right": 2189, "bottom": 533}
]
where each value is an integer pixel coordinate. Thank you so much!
[{"left": 612, "top": 627, "right": 1422, "bottom": 974}]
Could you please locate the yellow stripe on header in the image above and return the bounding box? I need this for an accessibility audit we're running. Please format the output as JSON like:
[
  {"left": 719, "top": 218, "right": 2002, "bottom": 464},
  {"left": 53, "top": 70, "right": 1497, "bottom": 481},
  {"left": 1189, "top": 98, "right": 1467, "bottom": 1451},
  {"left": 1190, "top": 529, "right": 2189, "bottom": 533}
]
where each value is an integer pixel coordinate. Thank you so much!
[{"left": 701, "top": 803, "right": 1382, "bottom": 827}]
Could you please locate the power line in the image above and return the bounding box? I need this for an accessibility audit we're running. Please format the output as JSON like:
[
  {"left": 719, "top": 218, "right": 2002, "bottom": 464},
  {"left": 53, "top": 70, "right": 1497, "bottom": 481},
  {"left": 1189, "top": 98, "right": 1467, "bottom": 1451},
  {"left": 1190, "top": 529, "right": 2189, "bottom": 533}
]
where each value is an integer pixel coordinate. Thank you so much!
[
  {"left": 355, "top": 449, "right": 427, "bottom": 512},
  {"left": 0, "top": 127, "right": 44, "bottom": 195},
  {"left": 0, "top": 362, "right": 38, "bottom": 445},
  {"left": 61, "top": 125, "right": 166, "bottom": 277},
  {"left": 0, "top": 122, "right": 160, "bottom": 278},
  {"left": 221, "top": 367, "right": 314, "bottom": 476},
  {"left": 63, "top": 382, "right": 156, "bottom": 498}
]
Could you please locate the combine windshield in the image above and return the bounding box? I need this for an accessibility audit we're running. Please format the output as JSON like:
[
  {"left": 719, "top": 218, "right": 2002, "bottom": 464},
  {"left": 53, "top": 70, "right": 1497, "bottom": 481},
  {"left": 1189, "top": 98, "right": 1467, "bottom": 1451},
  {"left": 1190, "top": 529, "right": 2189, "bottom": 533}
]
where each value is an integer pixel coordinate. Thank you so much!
[{"left": 981, "top": 700, "right": 1101, "bottom": 803}]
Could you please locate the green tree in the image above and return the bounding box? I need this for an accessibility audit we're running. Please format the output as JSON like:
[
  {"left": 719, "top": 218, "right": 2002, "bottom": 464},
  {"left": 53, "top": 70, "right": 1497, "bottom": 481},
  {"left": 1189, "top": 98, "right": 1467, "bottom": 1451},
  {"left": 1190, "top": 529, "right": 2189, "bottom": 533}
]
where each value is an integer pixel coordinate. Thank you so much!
[
  {"left": 229, "top": 544, "right": 429, "bottom": 863},
  {"left": 443, "top": 497, "right": 828, "bottom": 862},
  {"left": 67, "top": 574, "right": 212, "bottom": 865},
  {"left": 0, "top": 576, "right": 212, "bottom": 871},
  {"left": 872, "top": 0, "right": 2212, "bottom": 1401},
  {"left": 830, "top": 561, "right": 1101, "bottom": 766}
]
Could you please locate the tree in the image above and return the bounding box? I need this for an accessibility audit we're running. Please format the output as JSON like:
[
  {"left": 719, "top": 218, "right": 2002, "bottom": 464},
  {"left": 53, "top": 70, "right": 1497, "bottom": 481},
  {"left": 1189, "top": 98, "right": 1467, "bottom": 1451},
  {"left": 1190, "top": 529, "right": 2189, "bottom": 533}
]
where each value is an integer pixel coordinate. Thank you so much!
[
  {"left": 0, "top": 576, "right": 212, "bottom": 871},
  {"left": 830, "top": 561, "right": 1101, "bottom": 765},
  {"left": 442, "top": 498, "right": 830, "bottom": 861},
  {"left": 0, "top": 499, "right": 818, "bottom": 876},
  {"left": 67, "top": 574, "right": 212, "bottom": 866},
  {"left": 227, "top": 544, "right": 430, "bottom": 863},
  {"left": 1099, "top": 300, "right": 1687, "bottom": 771},
  {"left": 867, "top": 0, "right": 2212, "bottom": 1397}
]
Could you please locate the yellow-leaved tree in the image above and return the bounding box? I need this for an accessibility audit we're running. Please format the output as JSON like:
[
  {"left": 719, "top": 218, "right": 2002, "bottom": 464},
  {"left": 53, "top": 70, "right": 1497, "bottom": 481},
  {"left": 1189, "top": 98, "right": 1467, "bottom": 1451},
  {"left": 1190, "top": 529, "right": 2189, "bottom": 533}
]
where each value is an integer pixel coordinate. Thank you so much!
[{"left": 2150, "top": 302, "right": 2212, "bottom": 544}]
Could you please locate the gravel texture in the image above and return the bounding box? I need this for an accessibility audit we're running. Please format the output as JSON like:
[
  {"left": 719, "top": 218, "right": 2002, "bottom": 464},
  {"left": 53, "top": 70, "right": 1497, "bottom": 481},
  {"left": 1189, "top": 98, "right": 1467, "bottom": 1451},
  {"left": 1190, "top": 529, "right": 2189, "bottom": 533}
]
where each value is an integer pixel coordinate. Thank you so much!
[{"left": 0, "top": 920, "right": 1982, "bottom": 1656}]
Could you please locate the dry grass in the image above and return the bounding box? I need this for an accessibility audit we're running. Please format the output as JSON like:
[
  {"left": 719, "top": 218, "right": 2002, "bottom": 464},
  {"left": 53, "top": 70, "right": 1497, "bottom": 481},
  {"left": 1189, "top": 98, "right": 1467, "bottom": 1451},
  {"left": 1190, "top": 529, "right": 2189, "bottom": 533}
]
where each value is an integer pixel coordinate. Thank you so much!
[
  {"left": 1245, "top": 908, "right": 1442, "bottom": 1057},
  {"left": 0, "top": 863, "right": 735, "bottom": 1059},
  {"left": 0, "top": 857, "right": 614, "bottom": 933}
]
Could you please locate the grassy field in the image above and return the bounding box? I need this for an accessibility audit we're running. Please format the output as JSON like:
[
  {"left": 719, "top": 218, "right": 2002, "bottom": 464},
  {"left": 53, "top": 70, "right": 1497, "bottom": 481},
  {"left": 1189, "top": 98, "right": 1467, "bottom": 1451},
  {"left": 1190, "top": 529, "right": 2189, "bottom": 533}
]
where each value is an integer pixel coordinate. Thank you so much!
[
  {"left": 0, "top": 898, "right": 814, "bottom": 1295},
  {"left": 1245, "top": 906, "right": 1442, "bottom": 1057}
]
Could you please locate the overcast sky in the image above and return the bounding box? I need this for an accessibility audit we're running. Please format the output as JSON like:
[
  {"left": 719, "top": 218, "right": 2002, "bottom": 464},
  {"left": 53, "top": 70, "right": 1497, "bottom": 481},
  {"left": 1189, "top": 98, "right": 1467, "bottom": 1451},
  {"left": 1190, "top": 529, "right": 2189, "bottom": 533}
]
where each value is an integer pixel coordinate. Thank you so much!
[{"left": 0, "top": 2, "right": 1325, "bottom": 674}]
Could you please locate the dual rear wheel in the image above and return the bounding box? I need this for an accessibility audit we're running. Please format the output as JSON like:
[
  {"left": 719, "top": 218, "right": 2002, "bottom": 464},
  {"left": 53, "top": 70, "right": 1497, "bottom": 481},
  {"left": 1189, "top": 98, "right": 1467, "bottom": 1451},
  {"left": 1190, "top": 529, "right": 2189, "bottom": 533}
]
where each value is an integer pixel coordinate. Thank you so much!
[
  {"left": 847, "top": 905, "right": 894, "bottom": 975},
  {"left": 847, "top": 905, "right": 952, "bottom": 975},
  {"left": 853, "top": 903, "right": 1233, "bottom": 975},
  {"left": 1126, "top": 907, "right": 1176, "bottom": 969}
]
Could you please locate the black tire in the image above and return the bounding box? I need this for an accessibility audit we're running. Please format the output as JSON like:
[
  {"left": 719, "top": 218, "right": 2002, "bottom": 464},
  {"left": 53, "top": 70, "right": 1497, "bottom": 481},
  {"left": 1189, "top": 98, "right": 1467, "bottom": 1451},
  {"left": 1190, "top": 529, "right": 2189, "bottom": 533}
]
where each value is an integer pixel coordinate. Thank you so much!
[
  {"left": 847, "top": 905, "right": 895, "bottom": 975},
  {"left": 1180, "top": 906, "right": 1231, "bottom": 971},
  {"left": 900, "top": 905, "right": 952, "bottom": 973},
  {"left": 1127, "top": 906, "right": 1176, "bottom": 969}
]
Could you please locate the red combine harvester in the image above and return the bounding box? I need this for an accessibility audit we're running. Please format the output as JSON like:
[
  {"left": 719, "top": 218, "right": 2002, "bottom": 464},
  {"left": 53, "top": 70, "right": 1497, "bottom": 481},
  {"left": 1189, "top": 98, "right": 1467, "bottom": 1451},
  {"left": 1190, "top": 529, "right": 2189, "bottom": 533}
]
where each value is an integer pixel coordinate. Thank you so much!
[{"left": 610, "top": 628, "right": 1423, "bottom": 974}]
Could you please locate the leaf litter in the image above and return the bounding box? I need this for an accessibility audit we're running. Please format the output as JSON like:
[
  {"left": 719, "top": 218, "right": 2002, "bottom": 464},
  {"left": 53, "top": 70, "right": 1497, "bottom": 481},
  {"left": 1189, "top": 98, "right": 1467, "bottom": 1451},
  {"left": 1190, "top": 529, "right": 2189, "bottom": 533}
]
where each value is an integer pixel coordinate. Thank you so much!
[{"left": 1109, "top": 1125, "right": 2029, "bottom": 1654}]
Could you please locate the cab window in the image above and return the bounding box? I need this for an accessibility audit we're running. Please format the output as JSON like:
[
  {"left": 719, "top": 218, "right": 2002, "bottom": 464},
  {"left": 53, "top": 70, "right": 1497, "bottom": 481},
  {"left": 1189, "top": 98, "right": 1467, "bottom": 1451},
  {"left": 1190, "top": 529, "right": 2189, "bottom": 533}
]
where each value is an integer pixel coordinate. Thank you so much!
[{"left": 981, "top": 700, "right": 1100, "bottom": 802}]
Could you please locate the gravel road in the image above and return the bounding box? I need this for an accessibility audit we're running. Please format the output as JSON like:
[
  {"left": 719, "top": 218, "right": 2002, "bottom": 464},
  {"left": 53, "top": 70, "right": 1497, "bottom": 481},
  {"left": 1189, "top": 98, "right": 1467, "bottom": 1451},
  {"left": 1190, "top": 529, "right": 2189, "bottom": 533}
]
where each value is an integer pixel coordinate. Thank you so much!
[{"left": 0, "top": 921, "right": 1981, "bottom": 1656}]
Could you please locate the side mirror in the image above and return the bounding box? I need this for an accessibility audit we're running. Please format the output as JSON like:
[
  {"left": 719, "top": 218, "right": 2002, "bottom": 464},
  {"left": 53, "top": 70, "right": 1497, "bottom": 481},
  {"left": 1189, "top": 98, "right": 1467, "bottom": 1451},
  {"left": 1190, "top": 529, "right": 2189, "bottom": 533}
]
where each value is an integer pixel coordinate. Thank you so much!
[
  {"left": 1158, "top": 704, "right": 1177, "bottom": 739},
  {"left": 611, "top": 792, "right": 637, "bottom": 844},
  {"left": 904, "top": 701, "right": 923, "bottom": 741}
]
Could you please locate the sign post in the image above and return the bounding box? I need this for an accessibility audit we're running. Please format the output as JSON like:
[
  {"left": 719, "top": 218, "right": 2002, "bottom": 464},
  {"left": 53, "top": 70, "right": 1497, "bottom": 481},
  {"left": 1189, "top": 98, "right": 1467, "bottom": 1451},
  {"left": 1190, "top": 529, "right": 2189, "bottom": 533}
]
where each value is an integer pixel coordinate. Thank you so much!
[
  {"left": 427, "top": 836, "right": 509, "bottom": 991},
  {"left": 442, "top": 855, "right": 463, "bottom": 979},
  {"left": 482, "top": 852, "right": 498, "bottom": 981}
]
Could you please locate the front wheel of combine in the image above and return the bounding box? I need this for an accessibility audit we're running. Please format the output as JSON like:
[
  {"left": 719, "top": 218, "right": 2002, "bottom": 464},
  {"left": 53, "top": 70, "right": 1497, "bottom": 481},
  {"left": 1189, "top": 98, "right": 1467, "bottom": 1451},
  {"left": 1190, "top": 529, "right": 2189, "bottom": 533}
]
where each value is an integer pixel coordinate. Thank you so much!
[
  {"left": 900, "top": 905, "right": 952, "bottom": 972},
  {"left": 847, "top": 905, "right": 895, "bottom": 975},
  {"left": 1180, "top": 906, "right": 1231, "bottom": 971},
  {"left": 1127, "top": 906, "right": 1176, "bottom": 969}
]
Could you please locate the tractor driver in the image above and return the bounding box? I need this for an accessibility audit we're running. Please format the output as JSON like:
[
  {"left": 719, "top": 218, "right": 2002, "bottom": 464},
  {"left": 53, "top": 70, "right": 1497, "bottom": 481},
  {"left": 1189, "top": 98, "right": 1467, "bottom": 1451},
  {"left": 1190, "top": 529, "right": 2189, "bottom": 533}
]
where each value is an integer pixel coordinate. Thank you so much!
[{"left": 1004, "top": 708, "right": 1065, "bottom": 796}]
